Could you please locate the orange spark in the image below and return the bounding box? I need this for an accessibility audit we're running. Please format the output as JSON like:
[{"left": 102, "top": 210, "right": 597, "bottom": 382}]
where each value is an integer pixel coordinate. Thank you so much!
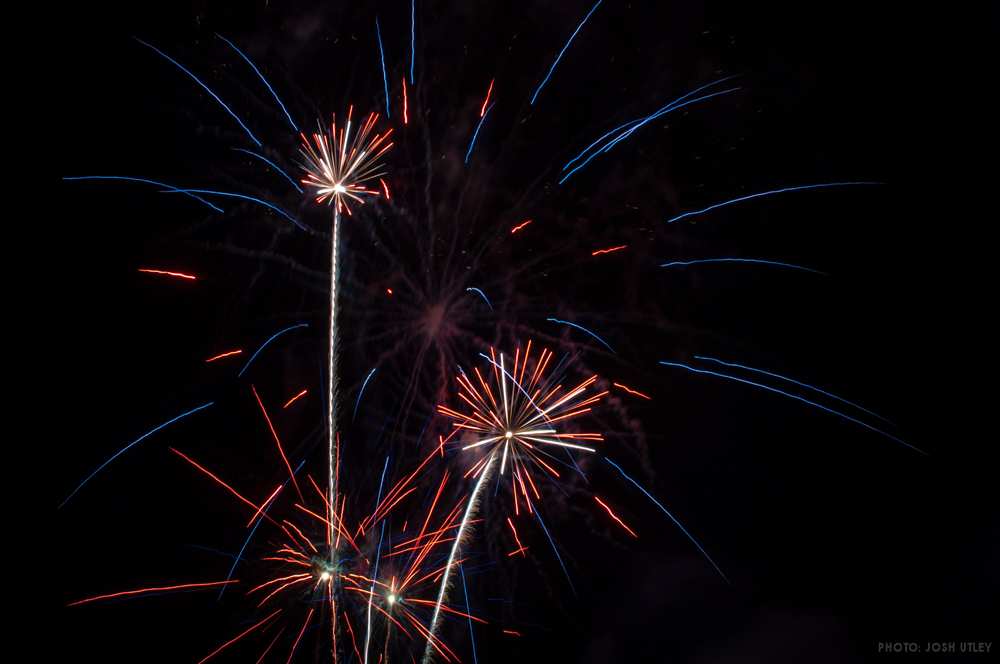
[
  {"left": 380, "top": 177, "right": 391, "bottom": 200},
  {"left": 286, "top": 608, "right": 315, "bottom": 664},
  {"left": 170, "top": 447, "right": 262, "bottom": 514},
  {"left": 343, "top": 611, "right": 363, "bottom": 662},
  {"left": 246, "top": 484, "right": 283, "bottom": 527},
  {"left": 138, "top": 268, "right": 197, "bottom": 280},
  {"left": 205, "top": 349, "right": 242, "bottom": 363},
  {"left": 252, "top": 385, "right": 304, "bottom": 501},
  {"left": 253, "top": 627, "right": 286, "bottom": 664},
  {"left": 68, "top": 580, "right": 238, "bottom": 607},
  {"left": 612, "top": 382, "right": 652, "bottom": 400},
  {"left": 594, "top": 495, "right": 638, "bottom": 538},
  {"left": 196, "top": 609, "right": 281, "bottom": 664},
  {"left": 387, "top": 288, "right": 393, "bottom": 296},
  {"left": 510, "top": 219, "right": 533, "bottom": 234},
  {"left": 591, "top": 244, "right": 628, "bottom": 256},
  {"left": 506, "top": 517, "right": 527, "bottom": 558},
  {"left": 283, "top": 389, "right": 308, "bottom": 409},
  {"left": 502, "top": 629, "right": 522, "bottom": 637},
  {"left": 480, "top": 78, "right": 495, "bottom": 117}
]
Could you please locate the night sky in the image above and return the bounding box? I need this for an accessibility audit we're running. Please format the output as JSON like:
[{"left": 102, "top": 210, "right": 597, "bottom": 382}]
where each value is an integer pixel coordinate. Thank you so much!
[{"left": 52, "top": 1, "right": 995, "bottom": 662}]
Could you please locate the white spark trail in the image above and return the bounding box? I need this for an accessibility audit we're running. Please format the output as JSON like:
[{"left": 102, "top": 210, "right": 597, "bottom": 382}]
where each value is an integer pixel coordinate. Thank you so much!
[{"left": 421, "top": 452, "right": 497, "bottom": 664}]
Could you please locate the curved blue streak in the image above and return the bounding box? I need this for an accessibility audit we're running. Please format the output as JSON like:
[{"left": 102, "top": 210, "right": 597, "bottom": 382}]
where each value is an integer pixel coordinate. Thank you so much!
[
  {"left": 135, "top": 38, "right": 261, "bottom": 147},
  {"left": 562, "top": 117, "right": 645, "bottom": 172},
  {"left": 530, "top": 0, "right": 603, "bottom": 106},
  {"left": 465, "top": 287, "right": 493, "bottom": 311},
  {"left": 353, "top": 367, "right": 378, "bottom": 421},
  {"left": 604, "top": 457, "right": 729, "bottom": 583},
  {"left": 465, "top": 104, "right": 494, "bottom": 164},
  {"left": 660, "top": 258, "right": 827, "bottom": 275},
  {"left": 559, "top": 75, "right": 739, "bottom": 181},
  {"left": 693, "top": 356, "right": 893, "bottom": 424},
  {"left": 658, "top": 360, "right": 924, "bottom": 454},
  {"left": 600, "top": 87, "right": 741, "bottom": 153},
  {"left": 558, "top": 86, "right": 740, "bottom": 184},
  {"left": 216, "top": 33, "right": 298, "bottom": 132},
  {"left": 164, "top": 189, "right": 307, "bottom": 231},
  {"left": 232, "top": 149, "right": 303, "bottom": 193},
  {"left": 60, "top": 401, "right": 215, "bottom": 508},
  {"left": 62, "top": 176, "right": 224, "bottom": 213},
  {"left": 667, "top": 182, "right": 883, "bottom": 223},
  {"left": 546, "top": 317, "right": 614, "bottom": 353},
  {"left": 376, "top": 17, "right": 391, "bottom": 119},
  {"left": 239, "top": 323, "right": 310, "bottom": 377}
]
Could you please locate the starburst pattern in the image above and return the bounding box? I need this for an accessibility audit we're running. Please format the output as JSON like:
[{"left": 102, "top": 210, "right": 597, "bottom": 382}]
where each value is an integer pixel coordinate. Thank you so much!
[
  {"left": 438, "top": 341, "right": 607, "bottom": 513},
  {"left": 299, "top": 106, "right": 394, "bottom": 215}
]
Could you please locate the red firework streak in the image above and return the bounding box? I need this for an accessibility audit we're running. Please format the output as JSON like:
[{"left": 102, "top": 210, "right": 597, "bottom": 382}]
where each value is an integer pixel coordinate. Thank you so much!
[
  {"left": 437, "top": 340, "right": 607, "bottom": 516},
  {"left": 282, "top": 388, "right": 309, "bottom": 409},
  {"left": 342, "top": 470, "right": 489, "bottom": 664},
  {"left": 205, "top": 348, "right": 243, "bottom": 363},
  {"left": 479, "top": 79, "right": 495, "bottom": 117},
  {"left": 138, "top": 267, "right": 197, "bottom": 280},
  {"left": 510, "top": 219, "right": 533, "bottom": 234},
  {"left": 591, "top": 244, "right": 627, "bottom": 256}
]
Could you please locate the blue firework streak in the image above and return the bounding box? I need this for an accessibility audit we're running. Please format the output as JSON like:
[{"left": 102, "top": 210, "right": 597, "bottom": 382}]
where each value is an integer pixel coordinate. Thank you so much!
[
  {"left": 134, "top": 38, "right": 261, "bottom": 147},
  {"left": 216, "top": 33, "right": 299, "bottom": 132},
  {"left": 60, "top": 401, "right": 215, "bottom": 507},
  {"left": 658, "top": 360, "right": 924, "bottom": 454},
  {"left": 530, "top": 0, "right": 604, "bottom": 106},
  {"left": 659, "top": 257, "right": 827, "bottom": 275},
  {"left": 667, "top": 182, "right": 883, "bottom": 223}
]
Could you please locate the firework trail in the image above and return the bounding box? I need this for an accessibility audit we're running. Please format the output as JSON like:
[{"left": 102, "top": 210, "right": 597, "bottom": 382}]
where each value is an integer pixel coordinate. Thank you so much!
[
  {"left": 299, "top": 108, "right": 393, "bottom": 633},
  {"left": 61, "top": 176, "right": 223, "bottom": 212},
  {"left": 530, "top": 0, "right": 604, "bottom": 106},
  {"left": 666, "top": 182, "right": 883, "bottom": 223},
  {"left": 422, "top": 451, "right": 497, "bottom": 664},
  {"left": 239, "top": 323, "right": 310, "bottom": 377},
  {"left": 604, "top": 456, "right": 729, "bottom": 582},
  {"left": 215, "top": 33, "right": 299, "bottom": 132},
  {"left": 658, "top": 359, "right": 924, "bottom": 454},
  {"left": 558, "top": 76, "right": 741, "bottom": 183},
  {"left": 693, "top": 356, "right": 894, "bottom": 424},
  {"left": 134, "top": 37, "right": 262, "bottom": 146},
  {"left": 659, "top": 258, "right": 827, "bottom": 275},
  {"left": 59, "top": 401, "right": 214, "bottom": 507}
]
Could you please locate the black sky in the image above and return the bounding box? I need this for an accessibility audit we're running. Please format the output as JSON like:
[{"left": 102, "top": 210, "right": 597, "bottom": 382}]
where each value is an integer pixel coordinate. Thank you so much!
[{"left": 49, "top": 1, "right": 996, "bottom": 662}]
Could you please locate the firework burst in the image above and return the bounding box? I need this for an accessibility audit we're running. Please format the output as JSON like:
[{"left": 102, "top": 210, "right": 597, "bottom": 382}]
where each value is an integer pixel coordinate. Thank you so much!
[
  {"left": 299, "top": 107, "right": 394, "bottom": 216},
  {"left": 438, "top": 341, "right": 607, "bottom": 514}
]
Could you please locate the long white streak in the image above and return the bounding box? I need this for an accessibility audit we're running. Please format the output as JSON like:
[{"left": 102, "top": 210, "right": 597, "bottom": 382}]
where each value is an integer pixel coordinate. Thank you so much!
[
  {"left": 422, "top": 452, "right": 497, "bottom": 664},
  {"left": 461, "top": 435, "right": 505, "bottom": 450},
  {"left": 327, "top": 209, "right": 341, "bottom": 544},
  {"left": 327, "top": 209, "right": 342, "bottom": 657},
  {"left": 520, "top": 436, "right": 596, "bottom": 452}
]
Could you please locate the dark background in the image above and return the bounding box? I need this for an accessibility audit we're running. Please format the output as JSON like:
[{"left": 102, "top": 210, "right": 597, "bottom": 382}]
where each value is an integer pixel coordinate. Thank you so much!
[{"left": 49, "top": 1, "right": 995, "bottom": 663}]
